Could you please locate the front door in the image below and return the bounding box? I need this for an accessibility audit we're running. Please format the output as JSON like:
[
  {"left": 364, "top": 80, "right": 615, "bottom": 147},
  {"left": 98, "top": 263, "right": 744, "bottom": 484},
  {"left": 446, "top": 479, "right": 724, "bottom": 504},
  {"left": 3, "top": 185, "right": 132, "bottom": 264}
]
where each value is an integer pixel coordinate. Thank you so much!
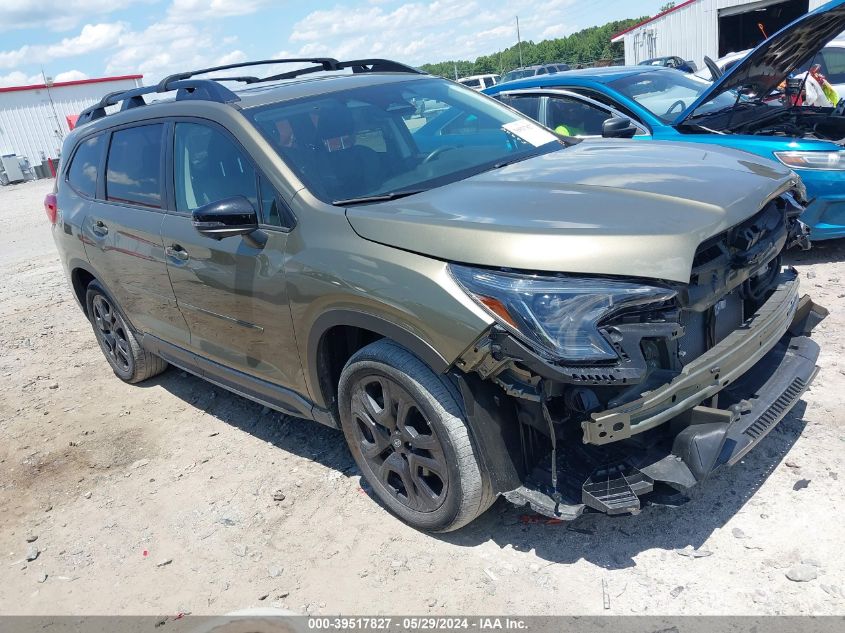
[
  {"left": 161, "top": 120, "right": 305, "bottom": 391},
  {"left": 80, "top": 123, "right": 189, "bottom": 346}
]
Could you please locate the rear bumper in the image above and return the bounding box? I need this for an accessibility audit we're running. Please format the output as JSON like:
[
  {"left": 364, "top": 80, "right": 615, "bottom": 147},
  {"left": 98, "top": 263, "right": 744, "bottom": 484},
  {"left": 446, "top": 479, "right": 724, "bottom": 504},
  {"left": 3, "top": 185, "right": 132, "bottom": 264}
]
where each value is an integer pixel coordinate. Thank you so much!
[{"left": 502, "top": 288, "right": 827, "bottom": 520}]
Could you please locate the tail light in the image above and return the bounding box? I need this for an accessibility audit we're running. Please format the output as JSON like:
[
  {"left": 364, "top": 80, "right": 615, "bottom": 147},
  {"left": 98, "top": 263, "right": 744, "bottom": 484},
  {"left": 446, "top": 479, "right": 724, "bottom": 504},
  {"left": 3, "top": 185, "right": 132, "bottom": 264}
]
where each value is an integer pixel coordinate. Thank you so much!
[{"left": 44, "top": 193, "right": 58, "bottom": 225}]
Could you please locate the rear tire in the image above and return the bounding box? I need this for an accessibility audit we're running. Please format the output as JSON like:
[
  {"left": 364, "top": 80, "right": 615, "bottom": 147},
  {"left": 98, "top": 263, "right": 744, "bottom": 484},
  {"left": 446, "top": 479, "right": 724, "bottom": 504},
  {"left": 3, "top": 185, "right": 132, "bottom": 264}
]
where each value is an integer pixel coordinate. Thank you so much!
[
  {"left": 338, "top": 339, "right": 493, "bottom": 532},
  {"left": 85, "top": 280, "right": 168, "bottom": 384}
]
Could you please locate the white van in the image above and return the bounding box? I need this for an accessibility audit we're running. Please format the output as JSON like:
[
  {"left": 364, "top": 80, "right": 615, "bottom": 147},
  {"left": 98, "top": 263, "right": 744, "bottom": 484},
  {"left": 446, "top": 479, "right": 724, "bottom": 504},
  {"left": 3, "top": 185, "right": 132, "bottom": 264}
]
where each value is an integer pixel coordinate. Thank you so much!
[{"left": 457, "top": 74, "right": 500, "bottom": 90}]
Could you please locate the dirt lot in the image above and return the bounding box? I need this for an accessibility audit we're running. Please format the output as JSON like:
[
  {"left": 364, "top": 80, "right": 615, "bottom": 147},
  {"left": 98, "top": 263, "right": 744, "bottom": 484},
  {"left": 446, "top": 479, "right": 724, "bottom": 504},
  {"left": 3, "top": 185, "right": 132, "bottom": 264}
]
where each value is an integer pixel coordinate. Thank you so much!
[{"left": 1, "top": 179, "right": 843, "bottom": 616}]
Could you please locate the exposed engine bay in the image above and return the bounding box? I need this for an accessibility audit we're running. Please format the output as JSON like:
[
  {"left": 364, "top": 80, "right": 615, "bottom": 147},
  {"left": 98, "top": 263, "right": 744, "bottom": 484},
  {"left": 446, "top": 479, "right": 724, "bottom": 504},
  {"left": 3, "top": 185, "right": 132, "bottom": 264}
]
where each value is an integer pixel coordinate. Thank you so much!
[
  {"left": 689, "top": 103, "right": 845, "bottom": 142},
  {"left": 453, "top": 190, "right": 827, "bottom": 520}
]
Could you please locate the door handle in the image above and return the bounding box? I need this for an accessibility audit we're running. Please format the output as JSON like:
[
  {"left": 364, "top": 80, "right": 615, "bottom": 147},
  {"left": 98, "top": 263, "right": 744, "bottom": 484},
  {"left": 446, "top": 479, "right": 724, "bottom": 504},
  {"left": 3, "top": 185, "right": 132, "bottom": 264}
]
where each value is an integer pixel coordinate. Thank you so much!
[
  {"left": 165, "top": 245, "right": 189, "bottom": 261},
  {"left": 92, "top": 220, "right": 108, "bottom": 236}
]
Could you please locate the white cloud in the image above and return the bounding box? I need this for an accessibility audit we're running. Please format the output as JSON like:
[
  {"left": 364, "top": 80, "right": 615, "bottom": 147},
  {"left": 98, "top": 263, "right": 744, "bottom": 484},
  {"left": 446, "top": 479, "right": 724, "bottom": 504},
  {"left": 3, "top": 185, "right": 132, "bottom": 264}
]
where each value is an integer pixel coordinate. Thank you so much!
[
  {"left": 53, "top": 70, "right": 90, "bottom": 83},
  {"left": 283, "top": 0, "right": 583, "bottom": 66},
  {"left": 105, "top": 21, "right": 247, "bottom": 81},
  {"left": 168, "top": 0, "right": 276, "bottom": 20},
  {"left": 0, "top": 23, "right": 125, "bottom": 69},
  {"left": 0, "top": 47, "right": 29, "bottom": 71},
  {"left": 1, "top": 0, "right": 146, "bottom": 32},
  {"left": 45, "top": 23, "right": 126, "bottom": 58},
  {"left": 0, "top": 71, "right": 40, "bottom": 88}
]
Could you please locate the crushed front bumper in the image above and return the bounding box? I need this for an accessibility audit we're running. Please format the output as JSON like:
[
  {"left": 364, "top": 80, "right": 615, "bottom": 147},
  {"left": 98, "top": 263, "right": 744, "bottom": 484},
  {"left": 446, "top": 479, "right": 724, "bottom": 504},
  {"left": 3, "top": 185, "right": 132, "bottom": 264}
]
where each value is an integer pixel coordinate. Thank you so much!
[
  {"left": 501, "top": 272, "right": 828, "bottom": 520},
  {"left": 582, "top": 271, "right": 823, "bottom": 445}
]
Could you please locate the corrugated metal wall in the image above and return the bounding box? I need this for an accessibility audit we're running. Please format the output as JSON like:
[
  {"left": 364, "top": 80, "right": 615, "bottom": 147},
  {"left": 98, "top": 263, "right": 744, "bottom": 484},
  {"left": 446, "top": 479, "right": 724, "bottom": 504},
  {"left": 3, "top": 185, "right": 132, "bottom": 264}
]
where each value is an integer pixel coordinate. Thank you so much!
[
  {"left": 621, "top": 0, "right": 830, "bottom": 68},
  {"left": 0, "top": 78, "right": 141, "bottom": 167}
]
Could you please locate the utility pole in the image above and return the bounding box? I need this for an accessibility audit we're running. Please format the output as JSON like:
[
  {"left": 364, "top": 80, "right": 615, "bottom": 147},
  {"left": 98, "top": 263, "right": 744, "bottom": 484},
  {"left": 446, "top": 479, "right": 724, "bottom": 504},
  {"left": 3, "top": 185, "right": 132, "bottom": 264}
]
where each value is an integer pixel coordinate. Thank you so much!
[
  {"left": 454, "top": 62, "right": 459, "bottom": 80},
  {"left": 41, "top": 66, "right": 64, "bottom": 141},
  {"left": 516, "top": 16, "right": 524, "bottom": 69}
]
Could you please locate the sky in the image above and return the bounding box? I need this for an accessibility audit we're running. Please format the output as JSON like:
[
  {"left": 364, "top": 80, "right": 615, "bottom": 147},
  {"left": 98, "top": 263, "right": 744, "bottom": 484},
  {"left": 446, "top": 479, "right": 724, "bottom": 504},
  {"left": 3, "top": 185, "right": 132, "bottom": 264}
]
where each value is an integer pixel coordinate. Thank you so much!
[{"left": 0, "top": 0, "right": 669, "bottom": 87}]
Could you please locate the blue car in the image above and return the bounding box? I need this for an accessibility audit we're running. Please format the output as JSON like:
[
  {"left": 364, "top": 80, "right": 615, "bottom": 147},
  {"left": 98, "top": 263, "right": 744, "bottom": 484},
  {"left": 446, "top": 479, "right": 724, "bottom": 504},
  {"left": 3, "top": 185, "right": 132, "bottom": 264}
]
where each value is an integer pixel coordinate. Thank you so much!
[{"left": 484, "top": 0, "right": 845, "bottom": 240}]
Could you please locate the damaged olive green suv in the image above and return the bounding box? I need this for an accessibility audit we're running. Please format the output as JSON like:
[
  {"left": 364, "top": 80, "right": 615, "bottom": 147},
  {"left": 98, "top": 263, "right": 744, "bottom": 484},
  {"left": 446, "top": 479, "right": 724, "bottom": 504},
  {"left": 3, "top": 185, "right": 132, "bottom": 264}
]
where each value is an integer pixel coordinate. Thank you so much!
[{"left": 50, "top": 58, "right": 827, "bottom": 531}]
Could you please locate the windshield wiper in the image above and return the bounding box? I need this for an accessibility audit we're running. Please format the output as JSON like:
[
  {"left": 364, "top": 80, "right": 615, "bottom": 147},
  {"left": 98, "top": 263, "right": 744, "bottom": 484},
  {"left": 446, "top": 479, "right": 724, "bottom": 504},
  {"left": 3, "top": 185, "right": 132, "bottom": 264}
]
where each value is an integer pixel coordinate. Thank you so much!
[
  {"left": 684, "top": 99, "right": 760, "bottom": 122},
  {"left": 332, "top": 189, "right": 427, "bottom": 206}
]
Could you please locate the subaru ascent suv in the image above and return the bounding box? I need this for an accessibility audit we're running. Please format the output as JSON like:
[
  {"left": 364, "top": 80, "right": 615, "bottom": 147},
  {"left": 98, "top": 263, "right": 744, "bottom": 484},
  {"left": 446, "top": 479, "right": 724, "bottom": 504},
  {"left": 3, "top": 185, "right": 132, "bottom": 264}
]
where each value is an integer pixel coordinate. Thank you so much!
[{"left": 49, "top": 57, "right": 826, "bottom": 531}]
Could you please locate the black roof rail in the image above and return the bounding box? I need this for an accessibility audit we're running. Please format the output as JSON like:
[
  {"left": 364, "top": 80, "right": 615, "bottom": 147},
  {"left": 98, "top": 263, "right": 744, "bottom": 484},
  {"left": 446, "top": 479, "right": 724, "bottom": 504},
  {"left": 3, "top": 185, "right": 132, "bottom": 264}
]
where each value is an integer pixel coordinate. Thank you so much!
[
  {"left": 342, "top": 59, "right": 424, "bottom": 74},
  {"left": 157, "top": 58, "right": 341, "bottom": 92},
  {"left": 76, "top": 79, "right": 240, "bottom": 125},
  {"left": 74, "top": 57, "right": 426, "bottom": 127},
  {"left": 207, "top": 76, "right": 262, "bottom": 84},
  {"left": 261, "top": 58, "right": 425, "bottom": 83}
]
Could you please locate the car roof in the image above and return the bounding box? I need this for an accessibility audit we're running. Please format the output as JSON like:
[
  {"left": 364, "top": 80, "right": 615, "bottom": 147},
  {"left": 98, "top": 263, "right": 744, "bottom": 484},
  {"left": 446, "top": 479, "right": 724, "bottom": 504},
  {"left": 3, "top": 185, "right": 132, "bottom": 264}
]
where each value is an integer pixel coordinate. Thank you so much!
[
  {"left": 226, "top": 72, "right": 431, "bottom": 109},
  {"left": 493, "top": 65, "right": 658, "bottom": 89}
]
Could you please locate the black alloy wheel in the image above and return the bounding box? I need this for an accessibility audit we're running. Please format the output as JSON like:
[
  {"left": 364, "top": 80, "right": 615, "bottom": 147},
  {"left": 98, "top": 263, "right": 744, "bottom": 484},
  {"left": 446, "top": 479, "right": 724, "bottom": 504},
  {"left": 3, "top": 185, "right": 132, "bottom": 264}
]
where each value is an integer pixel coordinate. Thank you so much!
[{"left": 349, "top": 374, "right": 449, "bottom": 512}]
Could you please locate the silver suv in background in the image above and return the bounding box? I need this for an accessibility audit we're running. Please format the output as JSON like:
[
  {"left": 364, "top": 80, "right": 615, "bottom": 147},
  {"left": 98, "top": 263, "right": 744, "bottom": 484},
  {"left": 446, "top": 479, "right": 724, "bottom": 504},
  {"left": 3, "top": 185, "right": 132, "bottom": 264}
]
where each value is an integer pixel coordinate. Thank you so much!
[{"left": 500, "top": 63, "right": 570, "bottom": 83}]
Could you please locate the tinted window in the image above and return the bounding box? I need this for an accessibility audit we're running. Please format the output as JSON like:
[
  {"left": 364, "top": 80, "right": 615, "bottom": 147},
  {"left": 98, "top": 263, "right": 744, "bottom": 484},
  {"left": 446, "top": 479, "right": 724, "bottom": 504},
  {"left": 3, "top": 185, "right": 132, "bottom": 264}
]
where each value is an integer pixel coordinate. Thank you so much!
[
  {"left": 259, "top": 177, "right": 286, "bottom": 227},
  {"left": 106, "top": 125, "right": 163, "bottom": 208},
  {"left": 822, "top": 47, "right": 845, "bottom": 84},
  {"left": 546, "top": 96, "right": 610, "bottom": 136},
  {"left": 174, "top": 123, "right": 258, "bottom": 212},
  {"left": 496, "top": 94, "right": 541, "bottom": 120},
  {"left": 67, "top": 135, "right": 102, "bottom": 198},
  {"left": 247, "top": 78, "right": 563, "bottom": 203}
]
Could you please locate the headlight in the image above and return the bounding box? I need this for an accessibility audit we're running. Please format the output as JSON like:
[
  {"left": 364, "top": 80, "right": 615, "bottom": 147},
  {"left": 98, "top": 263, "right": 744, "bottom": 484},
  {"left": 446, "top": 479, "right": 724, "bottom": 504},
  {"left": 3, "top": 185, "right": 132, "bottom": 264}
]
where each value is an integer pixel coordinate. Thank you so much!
[
  {"left": 773, "top": 150, "right": 845, "bottom": 170},
  {"left": 450, "top": 265, "right": 676, "bottom": 363}
]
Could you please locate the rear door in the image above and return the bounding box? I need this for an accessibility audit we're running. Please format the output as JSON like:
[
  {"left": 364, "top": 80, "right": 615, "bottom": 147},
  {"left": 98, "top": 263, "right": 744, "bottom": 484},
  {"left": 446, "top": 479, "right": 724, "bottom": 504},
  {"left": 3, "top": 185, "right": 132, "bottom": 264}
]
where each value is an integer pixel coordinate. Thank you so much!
[
  {"left": 160, "top": 119, "right": 304, "bottom": 390},
  {"left": 80, "top": 122, "right": 189, "bottom": 346}
]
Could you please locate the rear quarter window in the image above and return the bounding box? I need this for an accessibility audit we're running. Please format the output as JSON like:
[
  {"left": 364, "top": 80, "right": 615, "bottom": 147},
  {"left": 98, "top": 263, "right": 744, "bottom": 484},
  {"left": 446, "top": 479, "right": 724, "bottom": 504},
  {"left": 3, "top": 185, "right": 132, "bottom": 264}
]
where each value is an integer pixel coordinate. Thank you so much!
[
  {"left": 106, "top": 124, "right": 164, "bottom": 208},
  {"left": 66, "top": 135, "right": 103, "bottom": 198}
]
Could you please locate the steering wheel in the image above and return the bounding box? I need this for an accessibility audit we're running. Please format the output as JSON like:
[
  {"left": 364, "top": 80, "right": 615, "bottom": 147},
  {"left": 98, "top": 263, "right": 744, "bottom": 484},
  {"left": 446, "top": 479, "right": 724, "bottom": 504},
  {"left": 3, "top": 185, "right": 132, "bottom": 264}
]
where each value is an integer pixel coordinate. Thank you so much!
[
  {"left": 422, "top": 145, "right": 457, "bottom": 164},
  {"left": 665, "top": 99, "right": 686, "bottom": 115}
]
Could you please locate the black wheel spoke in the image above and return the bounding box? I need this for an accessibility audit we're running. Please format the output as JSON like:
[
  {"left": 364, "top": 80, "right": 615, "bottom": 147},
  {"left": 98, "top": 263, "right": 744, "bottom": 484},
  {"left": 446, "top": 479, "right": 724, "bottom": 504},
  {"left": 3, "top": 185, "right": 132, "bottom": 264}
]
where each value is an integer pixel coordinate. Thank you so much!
[
  {"left": 405, "top": 428, "right": 438, "bottom": 451},
  {"left": 114, "top": 332, "right": 131, "bottom": 367},
  {"left": 408, "top": 454, "right": 447, "bottom": 511},
  {"left": 379, "top": 452, "right": 419, "bottom": 510},
  {"left": 362, "top": 378, "right": 396, "bottom": 431},
  {"left": 357, "top": 412, "right": 392, "bottom": 460}
]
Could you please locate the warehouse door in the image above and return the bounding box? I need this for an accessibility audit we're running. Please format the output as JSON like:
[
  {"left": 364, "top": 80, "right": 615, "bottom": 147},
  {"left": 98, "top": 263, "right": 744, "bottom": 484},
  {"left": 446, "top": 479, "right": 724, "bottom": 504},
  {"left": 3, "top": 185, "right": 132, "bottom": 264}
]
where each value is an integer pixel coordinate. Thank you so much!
[{"left": 718, "top": 0, "right": 808, "bottom": 57}]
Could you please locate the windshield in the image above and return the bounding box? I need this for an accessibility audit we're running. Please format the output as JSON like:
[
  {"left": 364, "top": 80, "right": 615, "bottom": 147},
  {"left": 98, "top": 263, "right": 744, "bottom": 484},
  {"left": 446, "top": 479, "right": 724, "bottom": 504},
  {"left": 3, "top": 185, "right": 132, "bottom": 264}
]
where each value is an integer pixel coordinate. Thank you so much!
[
  {"left": 609, "top": 70, "right": 739, "bottom": 122},
  {"left": 245, "top": 78, "right": 563, "bottom": 204},
  {"left": 501, "top": 69, "right": 535, "bottom": 83}
]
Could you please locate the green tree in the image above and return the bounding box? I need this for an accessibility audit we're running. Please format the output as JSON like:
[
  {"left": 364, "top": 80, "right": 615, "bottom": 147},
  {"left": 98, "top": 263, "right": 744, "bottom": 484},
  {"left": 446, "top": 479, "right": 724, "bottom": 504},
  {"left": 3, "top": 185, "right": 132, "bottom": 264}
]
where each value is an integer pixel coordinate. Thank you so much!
[
  {"left": 420, "top": 17, "right": 647, "bottom": 79},
  {"left": 660, "top": 2, "right": 676, "bottom": 11}
]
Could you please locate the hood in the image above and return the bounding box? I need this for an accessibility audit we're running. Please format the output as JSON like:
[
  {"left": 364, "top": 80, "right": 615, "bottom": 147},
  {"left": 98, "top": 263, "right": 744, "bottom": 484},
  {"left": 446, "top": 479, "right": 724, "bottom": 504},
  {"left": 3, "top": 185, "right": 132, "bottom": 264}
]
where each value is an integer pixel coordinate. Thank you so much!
[
  {"left": 675, "top": 0, "right": 845, "bottom": 125},
  {"left": 345, "top": 141, "right": 797, "bottom": 284}
]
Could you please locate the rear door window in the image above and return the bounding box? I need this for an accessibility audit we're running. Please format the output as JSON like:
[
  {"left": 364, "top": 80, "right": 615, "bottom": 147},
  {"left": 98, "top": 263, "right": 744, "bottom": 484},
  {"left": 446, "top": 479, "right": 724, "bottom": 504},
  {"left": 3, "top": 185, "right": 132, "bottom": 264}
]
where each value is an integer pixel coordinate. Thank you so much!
[
  {"left": 67, "top": 134, "right": 102, "bottom": 198},
  {"left": 106, "top": 124, "right": 164, "bottom": 208},
  {"left": 821, "top": 47, "right": 845, "bottom": 84},
  {"left": 496, "top": 94, "right": 541, "bottom": 121}
]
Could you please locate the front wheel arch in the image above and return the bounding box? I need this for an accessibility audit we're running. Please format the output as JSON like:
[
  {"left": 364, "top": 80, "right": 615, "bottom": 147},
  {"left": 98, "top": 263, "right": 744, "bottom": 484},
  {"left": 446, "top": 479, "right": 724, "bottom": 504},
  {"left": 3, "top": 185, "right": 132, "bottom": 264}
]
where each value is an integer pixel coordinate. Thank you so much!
[{"left": 308, "top": 309, "right": 450, "bottom": 414}]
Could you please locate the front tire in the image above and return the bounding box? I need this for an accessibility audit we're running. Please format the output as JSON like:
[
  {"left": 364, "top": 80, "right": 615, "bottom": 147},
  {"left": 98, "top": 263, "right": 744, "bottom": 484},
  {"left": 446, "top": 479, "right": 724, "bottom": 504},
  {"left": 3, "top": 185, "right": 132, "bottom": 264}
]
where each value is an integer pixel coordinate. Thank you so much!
[
  {"left": 338, "top": 340, "right": 493, "bottom": 532},
  {"left": 85, "top": 280, "right": 168, "bottom": 384}
]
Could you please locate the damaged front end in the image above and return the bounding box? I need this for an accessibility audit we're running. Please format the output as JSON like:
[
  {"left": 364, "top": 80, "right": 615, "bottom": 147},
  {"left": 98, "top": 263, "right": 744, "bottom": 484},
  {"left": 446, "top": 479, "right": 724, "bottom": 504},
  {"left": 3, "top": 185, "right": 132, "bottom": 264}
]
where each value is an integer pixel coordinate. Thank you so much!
[{"left": 450, "top": 192, "right": 827, "bottom": 520}]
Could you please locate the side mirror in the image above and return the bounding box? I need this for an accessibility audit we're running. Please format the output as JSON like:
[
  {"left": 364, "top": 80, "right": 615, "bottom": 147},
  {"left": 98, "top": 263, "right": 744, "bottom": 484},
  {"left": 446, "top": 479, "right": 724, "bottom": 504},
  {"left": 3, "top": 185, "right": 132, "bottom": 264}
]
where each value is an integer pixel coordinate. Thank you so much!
[
  {"left": 602, "top": 117, "right": 638, "bottom": 139},
  {"left": 192, "top": 196, "right": 258, "bottom": 240}
]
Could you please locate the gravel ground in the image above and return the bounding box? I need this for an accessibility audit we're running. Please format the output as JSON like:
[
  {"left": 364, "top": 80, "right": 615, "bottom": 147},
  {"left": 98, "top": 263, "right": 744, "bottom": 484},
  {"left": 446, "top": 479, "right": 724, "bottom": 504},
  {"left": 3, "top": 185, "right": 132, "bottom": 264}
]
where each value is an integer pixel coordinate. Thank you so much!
[{"left": 0, "top": 179, "right": 843, "bottom": 616}]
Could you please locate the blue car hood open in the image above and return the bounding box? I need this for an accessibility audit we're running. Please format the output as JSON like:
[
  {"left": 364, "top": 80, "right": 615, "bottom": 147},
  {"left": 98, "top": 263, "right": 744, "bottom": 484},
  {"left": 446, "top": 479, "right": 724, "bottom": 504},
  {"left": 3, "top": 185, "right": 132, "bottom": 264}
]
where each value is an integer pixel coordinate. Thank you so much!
[{"left": 675, "top": 0, "right": 845, "bottom": 125}]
